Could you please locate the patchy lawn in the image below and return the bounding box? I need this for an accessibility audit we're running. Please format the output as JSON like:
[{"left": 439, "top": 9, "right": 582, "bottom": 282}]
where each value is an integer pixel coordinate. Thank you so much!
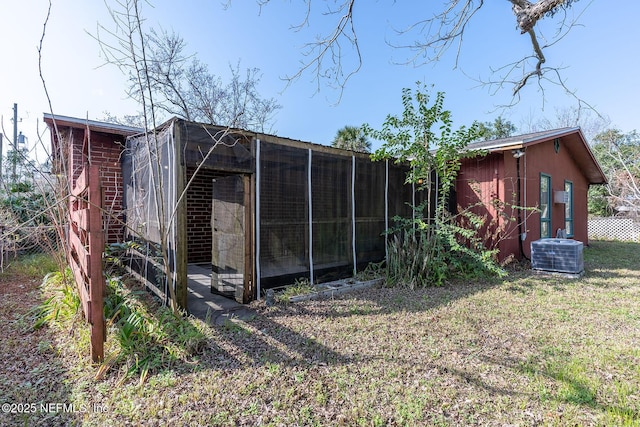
[{"left": 2, "top": 241, "right": 640, "bottom": 426}]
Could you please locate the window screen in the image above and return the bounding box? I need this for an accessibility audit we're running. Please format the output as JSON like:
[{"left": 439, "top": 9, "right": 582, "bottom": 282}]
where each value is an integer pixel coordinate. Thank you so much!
[
  {"left": 311, "top": 152, "right": 352, "bottom": 280},
  {"left": 355, "top": 158, "right": 386, "bottom": 267},
  {"left": 259, "top": 142, "right": 309, "bottom": 282}
]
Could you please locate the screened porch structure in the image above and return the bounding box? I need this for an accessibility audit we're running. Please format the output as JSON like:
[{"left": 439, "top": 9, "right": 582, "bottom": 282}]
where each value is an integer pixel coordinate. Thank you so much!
[{"left": 123, "top": 118, "right": 424, "bottom": 308}]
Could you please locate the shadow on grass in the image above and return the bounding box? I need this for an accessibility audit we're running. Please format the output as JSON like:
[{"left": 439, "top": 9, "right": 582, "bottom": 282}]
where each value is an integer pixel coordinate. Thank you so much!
[
  {"left": 582, "top": 240, "right": 640, "bottom": 284},
  {"left": 487, "top": 353, "right": 640, "bottom": 421},
  {"left": 196, "top": 240, "right": 640, "bottom": 370},
  {"left": 110, "top": 241, "right": 640, "bottom": 381},
  {"left": 190, "top": 280, "right": 499, "bottom": 371},
  {"left": 101, "top": 274, "right": 354, "bottom": 378}
]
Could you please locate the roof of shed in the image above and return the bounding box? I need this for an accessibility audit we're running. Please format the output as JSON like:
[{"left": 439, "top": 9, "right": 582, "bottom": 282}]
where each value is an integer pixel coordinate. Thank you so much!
[
  {"left": 466, "top": 127, "right": 607, "bottom": 185},
  {"left": 43, "top": 113, "right": 143, "bottom": 136}
]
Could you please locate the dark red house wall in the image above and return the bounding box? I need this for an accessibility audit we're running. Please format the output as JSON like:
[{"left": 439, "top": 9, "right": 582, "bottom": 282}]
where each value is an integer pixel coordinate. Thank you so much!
[
  {"left": 514, "top": 137, "right": 591, "bottom": 258},
  {"left": 456, "top": 153, "right": 521, "bottom": 260},
  {"left": 457, "top": 135, "right": 591, "bottom": 261}
]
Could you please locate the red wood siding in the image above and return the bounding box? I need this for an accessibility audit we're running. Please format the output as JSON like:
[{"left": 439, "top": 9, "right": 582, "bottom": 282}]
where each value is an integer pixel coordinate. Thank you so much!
[
  {"left": 516, "top": 137, "right": 591, "bottom": 258},
  {"left": 457, "top": 153, "right": 518, "bottom": 260},
  {"left": 458, "top": 135, "right": 592, "bottom": 261}
]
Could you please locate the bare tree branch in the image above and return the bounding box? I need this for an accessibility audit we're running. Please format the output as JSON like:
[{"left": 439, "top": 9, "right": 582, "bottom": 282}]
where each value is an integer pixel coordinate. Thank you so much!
[
  {"left": 281, "top": 0, "right": 360, "bottom": 103},
  {"left": 510, "top": 0, "right": 572, "bottom": 33},
  {"left": 253, "top": 0, "right": 590, "bottom": 104}
]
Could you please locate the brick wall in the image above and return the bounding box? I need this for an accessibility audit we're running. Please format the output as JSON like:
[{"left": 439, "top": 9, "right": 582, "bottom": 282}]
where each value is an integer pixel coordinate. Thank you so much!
[
  {"left": 186, "top": 167, "right": 216, "bottom": 264},
  {"left": 90, "top": 132, "right": 125, "bottom": 244},
  {"left": 67, "top": 128, "right": 126, "bottom": 244}
]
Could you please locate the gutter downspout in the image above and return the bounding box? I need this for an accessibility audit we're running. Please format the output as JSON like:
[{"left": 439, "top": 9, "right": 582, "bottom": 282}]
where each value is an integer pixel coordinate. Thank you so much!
[{"left": 515, "top": 152, "right": 530, "bottom": 261}]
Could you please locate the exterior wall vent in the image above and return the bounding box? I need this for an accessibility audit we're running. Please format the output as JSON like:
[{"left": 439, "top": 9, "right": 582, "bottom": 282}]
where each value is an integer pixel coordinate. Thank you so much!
[
  {"left": 554, "top": 190, "right": 569, "bottom": 204},
  {"left": 531, "top": 238, "right": 584, "bottom": 274}
]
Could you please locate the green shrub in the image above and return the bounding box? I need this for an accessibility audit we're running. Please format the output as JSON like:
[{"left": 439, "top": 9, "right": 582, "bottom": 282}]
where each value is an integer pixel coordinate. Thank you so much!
[{"left": 366, "top": 83, "right": 505, "bottom": 287}]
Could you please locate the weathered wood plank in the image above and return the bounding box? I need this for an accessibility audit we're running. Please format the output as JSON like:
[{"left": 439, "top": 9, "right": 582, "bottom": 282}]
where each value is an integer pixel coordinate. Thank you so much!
[
  {"left": 69, "top": 230, "right": 91, "bottom": 277},
  {"left": 72, "top": 167, "right": 89, "bottom": 197},
  {"left": 175, "top": 123, "right": 188, "bottom": 311},
  {"left": 70, "top": 208, "right": 89, "bottom": 231},
  {"left": 67, "top": 164, "right": 105, "bottom": 362},
  {"left": 69, "top": 257, "right": 91, "bottom": 320},
  {"left": 87, "top": 164, "right": 105, "bottom": 362}
]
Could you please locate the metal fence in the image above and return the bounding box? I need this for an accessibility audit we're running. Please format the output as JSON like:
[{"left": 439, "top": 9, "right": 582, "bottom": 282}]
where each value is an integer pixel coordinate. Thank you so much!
[
  {"left": 0, "top": 189, "right": 60, "bottom": 269},
  {"left": 588, "top": 217, "right": 640, "bottom": 242},
  {"left": 0, "top": 170, "right": 63, "bottom": 269},
  {"left": 0, "top": 223, "right": 59, "bottom": 270}
]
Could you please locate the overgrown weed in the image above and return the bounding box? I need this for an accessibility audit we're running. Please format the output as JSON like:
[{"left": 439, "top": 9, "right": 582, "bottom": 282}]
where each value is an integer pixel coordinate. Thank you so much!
[
  {"left": 31, "top": 267, "right": 209, "bottom": 384},
  {"left": 276, "top": 277, "right": 315, "bottom": 302},
  {"left": 0, "top": 252, "right": 59, "bottom": 280}
]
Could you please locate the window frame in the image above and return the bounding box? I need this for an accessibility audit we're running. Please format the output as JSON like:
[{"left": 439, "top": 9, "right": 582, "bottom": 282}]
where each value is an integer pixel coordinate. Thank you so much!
[
  {"left": 564, "top": 180, "right": 574, "bottom": 237},
  {"left": 540, "top": 173, "right": 552, "bottom": 238}
]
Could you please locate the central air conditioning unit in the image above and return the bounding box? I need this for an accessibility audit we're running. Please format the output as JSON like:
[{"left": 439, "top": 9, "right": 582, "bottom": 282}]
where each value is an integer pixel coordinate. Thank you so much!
[{"left": 531, "top": 238, "right": 584, "bottom": 275}]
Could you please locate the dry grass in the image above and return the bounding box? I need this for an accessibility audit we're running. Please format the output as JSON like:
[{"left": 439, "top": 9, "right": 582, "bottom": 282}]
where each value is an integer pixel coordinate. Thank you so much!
[{"left": 2, "top": 241, "right": 640, "bottom": 426}]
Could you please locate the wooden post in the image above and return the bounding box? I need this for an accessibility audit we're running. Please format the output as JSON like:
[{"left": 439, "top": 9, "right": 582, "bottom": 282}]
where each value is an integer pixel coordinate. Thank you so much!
[
  {"left": 68, "top": 164, "right": 105, "bottom": 363},
  {"left": 174, "top": 123, "right": 188, "bottom": 310},
  {"left": 87, "top": 165, "right": 105, "bottom": 362}
]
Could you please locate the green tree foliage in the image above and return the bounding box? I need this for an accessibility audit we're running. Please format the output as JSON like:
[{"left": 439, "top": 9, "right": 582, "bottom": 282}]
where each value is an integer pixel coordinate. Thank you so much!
[
  {"left": 590, "top": 129, "right": 640, "bottom": 216},
  {"left": 0, "top": 182, "right": 53, "bottom": 226},
  {"left": 331, "top": 125, "right": 371, "bottom": 152},
  {"left": 363, "top": 83, "right": 504, "bottom": 286},
  {"left": 476, "top": 116, "right": 517, "bottom": 141}
]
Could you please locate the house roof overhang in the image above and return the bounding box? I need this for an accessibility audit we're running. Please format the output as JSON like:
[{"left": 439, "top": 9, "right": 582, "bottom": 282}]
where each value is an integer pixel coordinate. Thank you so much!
[
  {"left": 466, "top": 127, "right": 608, "bottom": 185},
  {"left": 43, "top": 113, "right": 143, "bottom": 137}
]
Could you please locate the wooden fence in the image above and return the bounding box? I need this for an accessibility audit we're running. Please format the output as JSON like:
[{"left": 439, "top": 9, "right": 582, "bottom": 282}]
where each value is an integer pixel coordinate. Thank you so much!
[{"left": 68, "top": 165, "right": 105, "bottom": 362}]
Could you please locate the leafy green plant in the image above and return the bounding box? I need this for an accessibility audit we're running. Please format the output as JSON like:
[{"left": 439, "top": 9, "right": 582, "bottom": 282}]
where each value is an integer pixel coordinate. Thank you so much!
[
  {"left": 100, "top": 274, "right": 208, "bottom": 382},
  {"left": 31, "top": 262, "right": 208, "bottom": 383},
  {"left": 386, "top": 230, "right": 444, "bottom": 288},
  {"left": 364, "top": 83, "right": 505, "bottom": 286},
  {"left": 30, "top": 270, "right": 80, "bottom": 330}
]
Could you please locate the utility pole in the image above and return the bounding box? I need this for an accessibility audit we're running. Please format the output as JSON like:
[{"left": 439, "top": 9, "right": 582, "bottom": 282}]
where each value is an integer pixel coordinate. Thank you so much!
[
  {"left": 0, "top": 132, "right": 3, "bottom": 184},
  {"left": 12, "top": 103, "right": 18, "bottom": 183}
]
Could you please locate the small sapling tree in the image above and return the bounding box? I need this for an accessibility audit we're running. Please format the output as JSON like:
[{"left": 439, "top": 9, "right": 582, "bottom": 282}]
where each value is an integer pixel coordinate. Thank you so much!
[{"left": 364, "top": 83, "right": 505, "bottom": 286}]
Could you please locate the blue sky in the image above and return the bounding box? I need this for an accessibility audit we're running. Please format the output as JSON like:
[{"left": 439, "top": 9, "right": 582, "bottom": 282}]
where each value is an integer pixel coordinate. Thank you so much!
[{"left": 1, "top": 1, "right": 639, "bottom": 164}]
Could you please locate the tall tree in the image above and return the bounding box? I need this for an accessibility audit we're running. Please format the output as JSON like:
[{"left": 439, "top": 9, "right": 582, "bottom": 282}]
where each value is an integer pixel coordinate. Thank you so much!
[
  {"left": 95, "top": 0, "right": 276, "bottom": 312},
  {"left": 98, "top": 27, "right": 281, "bottom": 132},
  {"left": 363, "top": 83, "right": 502, "bottom": 286},
  {"left": 331, "top": 125, "right": 371, "bottom": 152},
  {"left": 477, "top": 117, "right": 517, "bottom": 141},
  {"left": 590, "top": 129, "right": 640, "bottom": 217}
]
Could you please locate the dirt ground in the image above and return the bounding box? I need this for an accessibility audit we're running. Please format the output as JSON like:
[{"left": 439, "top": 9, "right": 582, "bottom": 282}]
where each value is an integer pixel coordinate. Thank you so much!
[{"left": 0, "top": 274, "right": 75, "bottom": 426}]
